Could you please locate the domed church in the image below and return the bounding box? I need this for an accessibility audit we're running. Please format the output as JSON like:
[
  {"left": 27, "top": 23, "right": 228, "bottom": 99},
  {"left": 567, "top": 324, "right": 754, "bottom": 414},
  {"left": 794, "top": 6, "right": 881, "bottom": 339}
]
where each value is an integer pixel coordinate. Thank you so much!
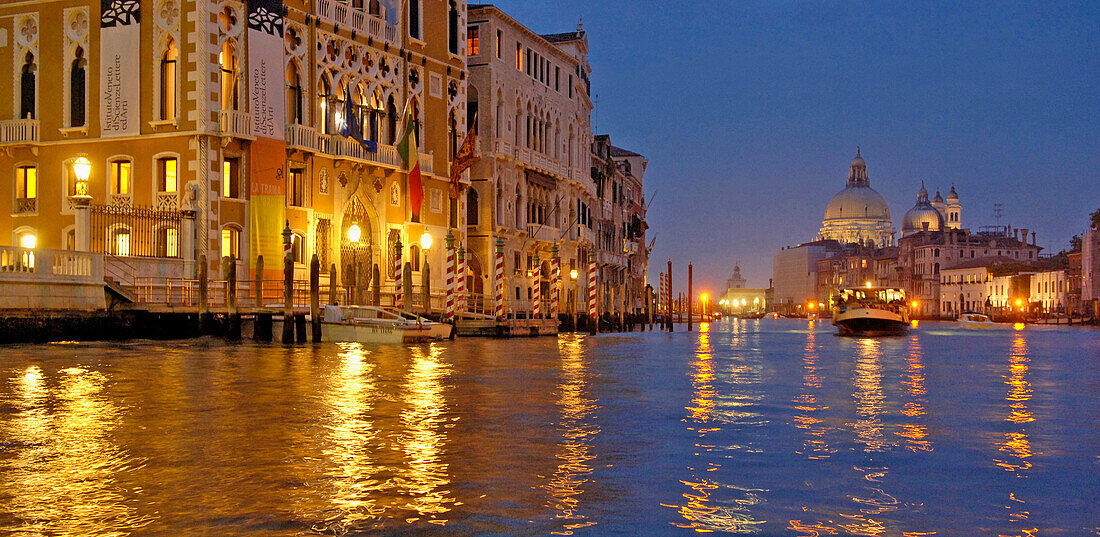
[
  {"left": 819, "top": 149, "right": 895, "bottom": 247},
  {"left": 901, "top": 183, "right": 962, "bottom": 236}
]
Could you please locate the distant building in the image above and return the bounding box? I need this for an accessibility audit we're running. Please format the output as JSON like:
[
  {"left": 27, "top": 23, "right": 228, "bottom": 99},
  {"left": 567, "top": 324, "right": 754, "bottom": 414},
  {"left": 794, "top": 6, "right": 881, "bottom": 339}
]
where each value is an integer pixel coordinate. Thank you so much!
[
  {"left": 720, "top": 266, "right": 766, "bottom": 313},
  {"left": 772, "top": 240, "right": 841, "bottom": 312},
  {"left": 1083, "top": 228, "right": 1100, "bottom": 311},
  {"left": 819, "top": 149, "right": 895, "bottom": 247}
]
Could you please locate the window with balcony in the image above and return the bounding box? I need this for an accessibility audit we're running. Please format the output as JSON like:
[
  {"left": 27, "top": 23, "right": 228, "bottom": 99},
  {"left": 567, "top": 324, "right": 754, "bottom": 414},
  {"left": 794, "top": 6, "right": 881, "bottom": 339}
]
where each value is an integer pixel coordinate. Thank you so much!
[
  {"left": 367, "top": 89, "right": 383, "bottom": 142},
  {"left": 157, "top": 157, "right": 178, "bottom": 193},
  {"left": 15, "top": 165, "right": 36, "bottom": 214},
  {"left": 223, "top": 158, "right": 240, "bottom": 199},
  {"left": 318, "top": 75, "right": 333, "bottom": 135},
  {"left": 159, "top": 38, "right": 178, "bottom": 120},
  {"left": 70, "top": 46, "right": 87, "bottom": 126},
  {"left": 110, "top": 159, "right": 132, "bottom": 196},
  {"left": 289, "top": 168, "right": 306, "bottom": 207},
  {"left": 219, "top": 41, "right": 239, "bottom": 111},
  {"left": 386, "top": 95, "right": 397, "bottom": 145},
  {"left": 467, "top": 26, "right": 479, "bottom": 56},
  {"left": 20, "top": 52, "right": 35, "bottom": 119},
  {"left": 286, "top": 61, "right": 302, "bottom": 125}
]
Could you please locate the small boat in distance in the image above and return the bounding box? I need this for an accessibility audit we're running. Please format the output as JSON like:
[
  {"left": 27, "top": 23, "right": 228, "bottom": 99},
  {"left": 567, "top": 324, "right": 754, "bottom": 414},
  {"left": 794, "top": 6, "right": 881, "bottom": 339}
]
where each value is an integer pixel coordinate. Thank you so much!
[
  {"left": 958, "top": 312, "right": 998, "bottom": 329},
  {"left": 831, "top": 286, "right": 909, "bottom": 336}
]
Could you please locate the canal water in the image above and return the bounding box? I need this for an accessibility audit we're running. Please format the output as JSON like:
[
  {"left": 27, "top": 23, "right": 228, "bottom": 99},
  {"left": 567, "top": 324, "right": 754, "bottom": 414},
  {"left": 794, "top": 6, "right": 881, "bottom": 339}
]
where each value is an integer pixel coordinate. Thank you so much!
[{"left": 1, "top": 319, "right": 1098, "bottom": 536}]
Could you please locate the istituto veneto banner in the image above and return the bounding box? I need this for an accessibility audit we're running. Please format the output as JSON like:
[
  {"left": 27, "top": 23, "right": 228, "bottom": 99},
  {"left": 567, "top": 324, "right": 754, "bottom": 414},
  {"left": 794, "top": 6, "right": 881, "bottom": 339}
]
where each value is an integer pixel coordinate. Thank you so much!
[
  {"left": 99, "top": 0, "right": 140, "bottom": 137},
  {"left": 247, "top": 0, "right": 287, "bottom": 280}
]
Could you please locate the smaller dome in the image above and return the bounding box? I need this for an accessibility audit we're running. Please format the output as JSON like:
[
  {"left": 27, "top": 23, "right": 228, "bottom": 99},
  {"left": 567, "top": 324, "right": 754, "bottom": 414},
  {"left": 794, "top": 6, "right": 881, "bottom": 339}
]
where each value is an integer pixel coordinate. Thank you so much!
[
  {"left": 933, "top": 191, "right": 944, "bottom": 204},
  {"left": 946, "top": 185, "right": 959, "bottom": 203},
  {"left": 902, "top": 184, "right": 945, "bottom": 235}
]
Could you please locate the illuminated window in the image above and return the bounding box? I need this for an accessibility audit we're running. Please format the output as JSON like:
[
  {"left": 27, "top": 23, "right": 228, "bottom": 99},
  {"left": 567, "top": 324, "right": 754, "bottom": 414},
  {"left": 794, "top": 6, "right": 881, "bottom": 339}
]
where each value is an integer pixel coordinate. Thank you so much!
[
  {"left": 160, "top": 38, "right": 178, "bottom": 120},
  {"left": 110, "top": 160, "right": 132, "bottom": 195},
  {"left": 467, "top": 26, "right": 480, "bottom": 56},
  {"left": 515, "top": 42, "right": 522, "bottom": 70},
  {"left": 220, "top": 41, "right": 239, "bottom": 110},
  {"left": 157, "top": 227, "right": 178, "bottom": 257},
  {"left": 289, "top": 168, "right": 306, "bottom": 207},
  {"left": 223, "top": 158, "right": 239, "bottom": 198},
  {"left": 410, "top": 244, "right": 421, "bottom": 271},
  {"left": 158, "top": 157, "right": 177, "bottom": 193},
  {"left": 113, "top": 228, "right": 131, "bottom": 256},
  {"left": 496, "top": 29, "right": 502, "bottom": 59},
  {"left": 16, "top": 165, "right": 36, "bottom": 200},
  {"left": 291, "top": 232, "right": 305, "bottom": 264},
  {"left": 18, "top": 231, "right": 36, "bottom": 249},
  {"left": 286, "top": 61, "right": 303, "bottom": 125},
  {"left": 221, "top": 228, "right": 239, "bottom": 259}
]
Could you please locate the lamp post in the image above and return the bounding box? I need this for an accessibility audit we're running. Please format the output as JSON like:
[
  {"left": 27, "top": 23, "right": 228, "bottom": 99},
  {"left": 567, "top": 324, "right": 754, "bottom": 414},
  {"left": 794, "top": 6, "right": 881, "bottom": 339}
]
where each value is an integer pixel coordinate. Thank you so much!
[{"left": 72, "top": 153, "right": 92, "bottom": 252}]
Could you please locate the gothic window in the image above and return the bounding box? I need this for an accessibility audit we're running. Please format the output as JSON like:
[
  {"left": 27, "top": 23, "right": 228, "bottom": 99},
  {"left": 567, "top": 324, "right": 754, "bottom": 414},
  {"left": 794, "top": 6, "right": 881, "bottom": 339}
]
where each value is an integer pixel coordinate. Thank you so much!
[
  {"left": 70, "top": 47, "right": 87, "bottom": 126},
  {"left": 386, "top": 94, "right": 397, "bottom": 144},
  {"left": 20, "top": 52, "right": 35, "bottom": 119},
  {"left": 286, "top": 61, "right": 302, "bottom": 125},
  {"left": 449, "top": 110, "right": 458, "bottom": 159},
  {"left": 220, "top": 41, "right": 239, "bottom": 111},
  {"left": 160, "top": 39, "right": 178, "bottom": 120},
  {"left": 467, "top": 187, "right": 479, "bottom": 226},
  {"left": 368, "top": 89, "right": 383, "bottom": 142}
]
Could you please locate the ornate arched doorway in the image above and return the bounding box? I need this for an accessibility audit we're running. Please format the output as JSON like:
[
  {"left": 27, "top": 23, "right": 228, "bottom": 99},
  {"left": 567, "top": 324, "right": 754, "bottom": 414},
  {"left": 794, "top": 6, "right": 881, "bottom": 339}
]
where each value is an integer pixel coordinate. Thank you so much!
[{"left": 340, "top": 196, "right": 371, "bottom": 293}]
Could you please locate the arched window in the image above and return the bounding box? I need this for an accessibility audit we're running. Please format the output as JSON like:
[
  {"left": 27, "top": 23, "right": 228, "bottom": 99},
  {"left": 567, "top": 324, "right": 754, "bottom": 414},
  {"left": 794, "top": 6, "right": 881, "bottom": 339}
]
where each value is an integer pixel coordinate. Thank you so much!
[
  {"left": 411, "top": 98, "right": 422, "bottom": 144},
  {"left": 109, "top": 159, "right": 132, "bottom": 196},
  {"left": 448, "top": 0, "right": 459, "bottom": 54},
  {"left": 20, "top": 52, "right": 35, "bottom": 119},
  {"left": 221, "top": 227, "right": 240, "bottom": 259},
  {"left": 515, "top": 185, "right": 522, "bottom": 228},
  {"left": 368, "top": 89, "right": 383, "bottom": 142},
  {"left": 286, "top": 61, "right": 302, "bottom": 125},
  {"left": 318, "top": 75, "right": 332, "bottom": 135},
  {"left": 449, "top": 110, "right": 458, "bottom": 158},
  {"left": 70, "top": 47, "right": 87, "bottom": 126},
  {"left": 113, "top": 227, "right": 132, "bottom": 256},
  {"left": 467, "top": 187, "right": 479, "bottom": 226},
  {"left": 386, "top": 94, "right": 397, "bottom": 144},
  {"left": 15, "top": 227, "right": 36, "bottom": 249},
  {"left": 219, "top": 41, "right": 239, "bottom": 110},
  {"left": 160, "top": 39, "right": 177, "bottom": 120},
  {"left": 368, "top": 0, "right": 381, "bottom": 16},
  {"left": 495, "top": 100, "right": 503, "bottom": 138},
  {"left": 157, "top": 157, "right": 178, "bottom": 193},
  {"left": 409, "top": 244, "right": 421, "bottom": 272}
]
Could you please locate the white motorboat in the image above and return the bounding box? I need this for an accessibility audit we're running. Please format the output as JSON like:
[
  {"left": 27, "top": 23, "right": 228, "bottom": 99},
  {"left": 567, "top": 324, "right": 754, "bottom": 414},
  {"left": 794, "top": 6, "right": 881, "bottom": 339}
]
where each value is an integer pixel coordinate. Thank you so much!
[
  {"left": 321, "top": 305, "right": 435, "bottom": 344},
  {"left": 958, "top": 312, "right": 998, "bottom": 329},
  {"left": 377, "top": 306, "right": 455, "bottom": 340},
  {"left": 832, "top": 287, "right": 910, "bottom": 336}
]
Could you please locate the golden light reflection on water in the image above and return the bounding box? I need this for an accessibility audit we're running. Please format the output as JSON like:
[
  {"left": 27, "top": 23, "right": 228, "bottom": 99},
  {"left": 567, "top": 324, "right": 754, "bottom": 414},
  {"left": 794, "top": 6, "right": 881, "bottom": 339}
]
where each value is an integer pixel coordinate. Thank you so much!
[
  {"left": 896, "top": 336, "right": 932, "bottom": 453},
  {"left": 995, "top": 334, "right": 1040, "bottom": 537},
  {"left": 793, "top": 321, "right": 835, "bottom": 460},
  {"left": 666, "top": 321, "right": 765, "bottom": 532},
  {"left": 542, "top": 335, "right": 600, "bottom": 535},
  {"left": 851, "top": 339, "right": 888, "bottom": 453},
  {"left": 0, "top": 365, "right": 152, "bottom": 534},
  {"left": 399, "top": 343, "right": 455, "bottom": 521}
]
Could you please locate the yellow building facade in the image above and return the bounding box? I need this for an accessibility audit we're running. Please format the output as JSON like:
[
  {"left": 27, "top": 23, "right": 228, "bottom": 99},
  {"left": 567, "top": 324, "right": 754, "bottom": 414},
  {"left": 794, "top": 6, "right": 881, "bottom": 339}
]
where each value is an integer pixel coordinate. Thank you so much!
[{"left": 0, "top": 0, "right": 469, "bottom": 300}]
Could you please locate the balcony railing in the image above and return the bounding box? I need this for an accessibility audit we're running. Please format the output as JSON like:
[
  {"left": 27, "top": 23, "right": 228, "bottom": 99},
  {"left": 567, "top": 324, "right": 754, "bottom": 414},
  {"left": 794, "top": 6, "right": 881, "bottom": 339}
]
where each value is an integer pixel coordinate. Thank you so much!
[
  {"left": 316, "top": 0, "right": 399, "bottom": 45},
  {"left": 576, "top": 226, "right": 595, "bottom": 245},
  {"left": 14, "top": 198, "right": 36, "bottom": 214},
  {"left": 219, "top": 110, "right": 253, "bottom": 139},
  {"left": 598, "top": 250, "right": 627, "bottom": 267},
  {"left": 526, "top": 223, "right": 560, "bottom": 242},
  {"left": 0, "top": 119, "right": 38, "bottom": 145},
  {"left": 287, "top": 123, "right": 321, "bottom": 152},
  {"left": 0, "top": 246, "right": 102, "bottom": 283}
]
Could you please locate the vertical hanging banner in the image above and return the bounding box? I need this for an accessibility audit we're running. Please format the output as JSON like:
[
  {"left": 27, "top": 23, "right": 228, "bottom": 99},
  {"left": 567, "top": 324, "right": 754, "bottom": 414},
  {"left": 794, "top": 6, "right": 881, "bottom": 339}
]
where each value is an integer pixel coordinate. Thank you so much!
[
  {"left": 99, "top": 0, "right": 140, "bottom": 137},
  {"left": 247, "top": 0, "right": 287, "bottom": 280}
]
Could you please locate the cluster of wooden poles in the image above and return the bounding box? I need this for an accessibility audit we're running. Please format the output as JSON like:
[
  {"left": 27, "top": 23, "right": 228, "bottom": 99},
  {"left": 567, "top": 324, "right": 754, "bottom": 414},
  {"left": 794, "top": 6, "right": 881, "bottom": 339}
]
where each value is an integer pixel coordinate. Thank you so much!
[{"left": 655, "top": 259, "right": 707, "bottom": 332}]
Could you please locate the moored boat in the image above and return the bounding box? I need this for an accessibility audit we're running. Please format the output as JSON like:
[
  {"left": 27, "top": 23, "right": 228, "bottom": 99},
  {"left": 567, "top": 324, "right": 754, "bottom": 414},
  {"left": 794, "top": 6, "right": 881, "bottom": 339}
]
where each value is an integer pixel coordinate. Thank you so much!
[
  {"left": 831, "top": 286, "right": 909, "bottom": 336},
  {"left": 321, "top": 305, "right": 438, "bottom": 344}
]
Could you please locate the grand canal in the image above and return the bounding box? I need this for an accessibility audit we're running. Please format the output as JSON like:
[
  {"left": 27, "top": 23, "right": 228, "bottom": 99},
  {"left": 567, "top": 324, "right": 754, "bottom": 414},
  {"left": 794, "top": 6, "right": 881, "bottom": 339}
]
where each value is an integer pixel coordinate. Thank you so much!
[{"left": 1, "top": 319, "right": 1098, "bottom": 536}]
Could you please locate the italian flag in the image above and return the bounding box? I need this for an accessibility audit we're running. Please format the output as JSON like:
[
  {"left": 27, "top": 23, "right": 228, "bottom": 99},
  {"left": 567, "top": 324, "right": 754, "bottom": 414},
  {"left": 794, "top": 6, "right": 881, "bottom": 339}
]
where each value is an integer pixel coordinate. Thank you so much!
[{"left": 396, "top": 107, "right": 423, "bottom": 221}]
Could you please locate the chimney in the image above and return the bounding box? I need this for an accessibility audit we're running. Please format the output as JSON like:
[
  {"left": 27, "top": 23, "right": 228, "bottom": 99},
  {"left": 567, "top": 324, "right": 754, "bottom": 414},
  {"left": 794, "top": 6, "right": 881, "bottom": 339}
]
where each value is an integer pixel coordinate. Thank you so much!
[
  {"left": 1014, "top": 229, "right": 1020, "bottom": 240},
  {"left": 1020, "top": 228, "right": 1028, "bottom": 245},
  {"left": 1031, "top": 231, "right": 1036, "bottom": 245}
]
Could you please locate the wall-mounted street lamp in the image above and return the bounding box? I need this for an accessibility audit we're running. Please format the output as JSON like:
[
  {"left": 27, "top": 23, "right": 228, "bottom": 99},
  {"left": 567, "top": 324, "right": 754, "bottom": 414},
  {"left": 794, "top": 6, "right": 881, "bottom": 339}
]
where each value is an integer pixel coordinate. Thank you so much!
[
  {"left": 570, "top": 269, "right": 578, "bottom": 280},
  {"left": 348, "top": 223, "right": 362, "bottom": 244},
  {"left": 420, "top": 231, "right": 432, "bottom": 251}
]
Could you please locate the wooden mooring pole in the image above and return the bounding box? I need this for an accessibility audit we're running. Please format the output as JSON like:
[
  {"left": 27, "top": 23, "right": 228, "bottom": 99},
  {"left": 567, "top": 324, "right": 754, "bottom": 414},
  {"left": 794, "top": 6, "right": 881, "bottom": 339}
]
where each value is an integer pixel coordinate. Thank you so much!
[
  {"left": 688, "top": 264, "right": 693, "bottom": 332},
  {"left": 226, "top": 256, "right": 241, "bottom": 341},
  {"left": 282, "top": 224, "right": 294, "bottom": 344},
  {"left": 310, "top": 254, "right": 321, "bottom": 342},
  {"left": 666, "top": 259, "right": 674, "bottom": 332},
  {"left": 198, "top": 254, "right": 211, "bottom": 335}
]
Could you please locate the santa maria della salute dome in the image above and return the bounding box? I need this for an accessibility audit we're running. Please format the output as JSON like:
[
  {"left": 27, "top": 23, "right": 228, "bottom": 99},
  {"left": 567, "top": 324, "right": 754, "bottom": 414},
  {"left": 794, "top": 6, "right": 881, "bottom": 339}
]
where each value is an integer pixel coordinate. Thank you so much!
[{"left": 819, "top": 149, "right": 895, "bottom": 247}]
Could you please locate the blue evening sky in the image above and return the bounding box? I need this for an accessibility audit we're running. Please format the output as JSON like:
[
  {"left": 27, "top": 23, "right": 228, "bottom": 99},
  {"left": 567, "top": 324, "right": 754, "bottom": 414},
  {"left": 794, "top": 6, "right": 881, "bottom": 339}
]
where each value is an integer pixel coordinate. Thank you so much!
[{"left": 480, "top": 1, "right": 1099, "bottom": 294}]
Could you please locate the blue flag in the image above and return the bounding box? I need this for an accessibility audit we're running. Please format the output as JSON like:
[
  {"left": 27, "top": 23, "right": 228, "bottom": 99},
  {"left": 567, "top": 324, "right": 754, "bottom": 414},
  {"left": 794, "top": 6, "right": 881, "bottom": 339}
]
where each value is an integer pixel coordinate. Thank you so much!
[{"left": 342, "top": 87, "right": 377, "bottom": 153}]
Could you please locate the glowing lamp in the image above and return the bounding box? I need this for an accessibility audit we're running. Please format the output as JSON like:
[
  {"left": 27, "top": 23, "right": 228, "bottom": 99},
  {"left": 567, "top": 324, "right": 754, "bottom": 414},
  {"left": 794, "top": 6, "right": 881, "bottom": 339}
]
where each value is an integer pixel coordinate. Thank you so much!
[
  {"left": 911, "top": 301, "right": 919, "bottom": 309},
  {"left": 347, "top": 223, "right": 361, "bottom": 244},
  {"left": 420, "top": 231, "right": 432, "bottom": 250},
  {"left": 73, "top": 154, "right": 91, "bottom": 196},
  {"left": 1015, "top": 299, "right": 1023, "bottom": 306},
  {"left": 20, "top": 234, "right": 36, "bottom": 249},
  {"left": 569, "top": 269, "right": 578, "bottom": 280}
]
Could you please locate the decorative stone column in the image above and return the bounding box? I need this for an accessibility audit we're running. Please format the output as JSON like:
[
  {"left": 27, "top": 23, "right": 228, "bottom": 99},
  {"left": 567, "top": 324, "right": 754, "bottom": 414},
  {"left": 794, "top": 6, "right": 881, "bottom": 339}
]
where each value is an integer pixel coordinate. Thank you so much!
[
  {"left": 181, "top": 209, "right": 196, "bottom": 278},
  {"left": 72, "top": 195, "right": 92, "bottom": 252}
]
